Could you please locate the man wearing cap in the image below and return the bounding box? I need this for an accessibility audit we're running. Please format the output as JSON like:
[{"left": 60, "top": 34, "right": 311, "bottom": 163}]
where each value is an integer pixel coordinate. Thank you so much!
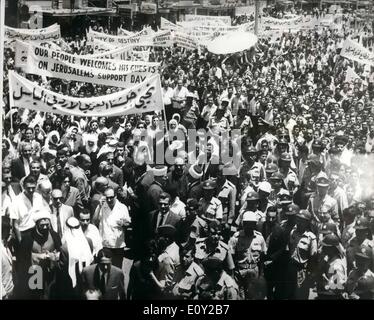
[
  {"left": 172, "top": 246, "right": 205, "bottom": 299},
  {"left": 177, "top": 198, "right": 208, "bottom": 247},
  {"left": 194, "top": 257, "right": 239, "bottom": 300},
  {"left": 198, "top": 180, "right": 223, "bottom": 224},
  {"left": 346, "top": 247, "right": 374, "bottom": 299},
  {"left": 286, "top": 209, "right": 318, "bottom": 299},
  {"left": 186, "top": 164, "right": 203, "bottom": 202},
  {"left": 240, "top": 146, "right": 265, "bottom": 191},
  {"left": 316, "top": 233, "right": 347, "bottom": 299},
  {"left": 307, "top": 171, "right": 339, "bottom": 225},
  {"left": 16, "top": 210, "right": 61, "bottom": 299},
  {"left": 341, "top": 207, "right": 358, "bottom": 249},
  {"left": 216, "top": 164, "right": 237, "bottom": 226},
  {"left": 81, "top": 248, "right": 125, "bottom": 300},
  {"left": 195, "top": 221, "right": 235, "bottom": 274},
  {"left": 229, "top": 211, "right": 267, "bottom": 299},
  {"left": 236, "top": 191, "right": 264, "bottom": 229},
  {"left": 267, "top": 172, "right": 283, "bottom": 206},
  {"left": 346, "top": 217, "right": 374, "bottom": 273},
  {"left": 155, "top": 225, "right": 180, "bottom": 296}
]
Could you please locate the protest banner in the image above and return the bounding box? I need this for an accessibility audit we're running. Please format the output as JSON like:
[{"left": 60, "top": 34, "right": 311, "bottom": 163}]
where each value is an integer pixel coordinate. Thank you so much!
[
  {"left": 173, "top": 32, "right": 200, "bottom": 50},
  {"left": 87, "top": 28, "right": 171, "bottom": 47},
  {"left": 5, "top": 24, "right": 61, "bottom": 48},
  {"left": 345, "top": 66, "right": 361, "bottom": 83},
  {"left": 118, "top": 28, "right": 135, "bottom": 36},
  {"left": 9, "top": 71, "right": 163, "bottom": 118},
  {"left": 24, "top": 43, "right": 160, "bottom": 88},
  {"left": 340, "top": 38, "right": 374, "bottom": 66},
  {"left": 92, "top": 39, "right": 150, "bottom": 61},
  {"left": 160, "top": 17, "right": 181, "bottom": 31},
  {"left": 185, "top": 14, "right": 231, "bottom": 26}
]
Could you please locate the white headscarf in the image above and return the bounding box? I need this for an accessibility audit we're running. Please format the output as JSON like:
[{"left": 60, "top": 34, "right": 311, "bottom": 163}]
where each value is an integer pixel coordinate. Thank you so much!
[{"left": 62, "top": 218, "right": 93, "bottom": 288}]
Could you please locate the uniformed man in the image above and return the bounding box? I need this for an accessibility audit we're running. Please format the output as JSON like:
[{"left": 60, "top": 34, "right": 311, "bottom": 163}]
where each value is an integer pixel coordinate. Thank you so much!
[
  {"left": 216, "top": 164, "right": 237, "bottom": 225},
  {"left": 346, "top": 217, "right": 374, "bottom": 273},
  {"left": 155, "top": 225, "right": 180, "bottom": 297},
  {"left": 194, "top": 257, "right": 239, "bottom": 300},
  {"left": 265, "top": 163, "right": 279, "bottom": 180},
  {"left": 186, "top": 164, "right": 203, "bottom": 201},
  {"left": 229, "top": 211, "right": 267, "bottom": 300},
  {"left": 277, "top": 189, "right": 294, "bottom": 222},
  {"left": 279, "top": 152, "right": 299, "bottom": 195},
  {"left": 236, "top": 191, "right": 265, "bottom": 229},
  {"left": 268, "top": 172, "right": 284, "bottom": 206},
  {"left": 239, "top": 146, "right": 266, "bottom": 191},
  {"left": 177, "top": 198, "right": 208, "bottom": 247},
  {"left": 198, "top": 180, "right": 223, "bottom": 224},
  {"left": 172, "top": 246, "right": 205, "bottom": 300},
  {"left": 317, "top": 233, "right": 347, "bottom": 300},
  {"left": 346, "top": 247, "right": 374, "bottom": 300},
  {"left": 194, "top": 221, "right": 235, "bottom": 273},
  {"left": 287, "top": 210, "right": 318, "bottom": 300},
  {"left": 307, "top": 172, "right": 339, "bottom": 224}
]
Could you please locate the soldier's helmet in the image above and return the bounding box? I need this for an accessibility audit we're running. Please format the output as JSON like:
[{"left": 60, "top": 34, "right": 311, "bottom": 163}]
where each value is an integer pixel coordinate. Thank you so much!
[
  {"left": 246, "top": 191, "right": 260, "bottom": 201},
  {"left": 286, "top": 203, "right": 300, "bottom": 216},
  {"left": 355, "top": 217, "right": 370, "bottom": 230},
  {"left": 320, "top": 222, "right": 338, "bottom": 235},
  {"left": 355, "top": 246, "right": 373, "bottom": 261},
  {"left": 296, "top": 209, "right": 312, "bottom": 221},
  {"left": 280, "top": 152, "right": 292, "bottom": 162},
  {"left": 321, "top": 233, "right": 340, "bottom": 247},
  {"left": 202, "top": 179, "right": 217, "bottom": 190},
  {"left": 202, "top": 256, "right": 224, "bottom": 273}
]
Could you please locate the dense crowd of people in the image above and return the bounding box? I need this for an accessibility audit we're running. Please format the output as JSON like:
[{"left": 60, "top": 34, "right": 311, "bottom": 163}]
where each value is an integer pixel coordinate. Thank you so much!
[{"left": 1, "top": 6, "right": 374, "bottom": 300}]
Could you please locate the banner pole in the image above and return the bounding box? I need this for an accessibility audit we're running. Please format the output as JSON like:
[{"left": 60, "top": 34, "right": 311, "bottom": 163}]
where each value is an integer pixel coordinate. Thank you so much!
[
  {"left": 158, "top": 74, "right": 170, "bottom": 146},
  {"left": 0, "top": 0, "right": 6, "bottom": 302}
]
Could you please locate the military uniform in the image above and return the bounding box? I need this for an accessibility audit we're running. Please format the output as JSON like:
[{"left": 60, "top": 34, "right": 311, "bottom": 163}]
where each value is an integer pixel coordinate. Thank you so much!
[
  {"left": 172, "top": 262, "right": 205, "bottom": 299},
  {"left": 217, "top": 180, "right": 237, "bottom": 224},
  {"left": 194, "top": 270, "right": 239, "bottom": 300},
  {"left": 156, "top": 242, "right": 180, "bottom": 288},
  {"left": 307, "top": 193, "right": 339, "bottom": 223},
  {"left": 346, "top": 268, "right": 374, "bottom": 299},
  {"left": 282, "top": 168, "right": 300, "bottom": 194},
  {"left": 346, "top": 238, "right": 374, "bottom": 272},
  {"left": 195, "top": 238, "right": 235, "bottom": 272},
  {"left": 229, "top": 230, "right": 267, "bottom": 299},
  {"left": 198, "top": 197, "right": 223, "bottom": 222}
]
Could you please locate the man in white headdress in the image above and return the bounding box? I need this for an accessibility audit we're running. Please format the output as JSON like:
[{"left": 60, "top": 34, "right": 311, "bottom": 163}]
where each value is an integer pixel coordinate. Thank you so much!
[{"left": 55, "top": 217, "right": 93, "bottom": 299}]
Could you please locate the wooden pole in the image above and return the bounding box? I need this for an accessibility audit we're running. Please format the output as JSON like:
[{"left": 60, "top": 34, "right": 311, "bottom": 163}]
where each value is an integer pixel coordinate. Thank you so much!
[{"left": 254, "top": 0, "right": 259, "bottom": 36}]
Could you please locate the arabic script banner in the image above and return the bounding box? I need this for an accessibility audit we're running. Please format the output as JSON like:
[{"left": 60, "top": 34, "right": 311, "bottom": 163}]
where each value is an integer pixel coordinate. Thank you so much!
[
  {"left": 9, "top": 71, "right": 163, "bottom": 117},
  {"left": 340, "top": 38, "right": 374, "bottom": 66},
  {"left": 5, "top": 24, "right": 61, "bottom": 48}
]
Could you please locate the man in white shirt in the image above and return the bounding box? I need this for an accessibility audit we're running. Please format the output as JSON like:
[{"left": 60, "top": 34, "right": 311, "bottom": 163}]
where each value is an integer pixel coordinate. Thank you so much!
[
  {"left": 79, "top": 209, "right": 103, "bottom": 258},
  {"left": 11, "top": 175, "right": 43, "bottom": 242},
  {"left": 93, "top": 187, "right": 131, "bottom": 268},
  {"left": 171, "top": 79, "right": 189, "bottom": 116}
]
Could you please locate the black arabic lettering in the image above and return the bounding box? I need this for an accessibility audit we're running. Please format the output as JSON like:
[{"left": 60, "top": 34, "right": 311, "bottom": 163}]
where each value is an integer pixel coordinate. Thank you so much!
[{"left": 135, "top": 86, "right": 155, "bottom": 109}]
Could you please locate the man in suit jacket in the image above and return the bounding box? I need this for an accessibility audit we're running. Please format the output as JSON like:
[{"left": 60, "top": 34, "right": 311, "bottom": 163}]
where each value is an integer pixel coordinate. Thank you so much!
[
  {"left": 11, "top": 142, "right": 34, "bottom": 181},
  {"left": 104, "top": 152, "right": 124, "bottom": 188},
  {"left": 148, "top": 192, "right": 181, "bottom": 239},
  {"left": 81, "top": 248, "right": 126, "bottom": 300},
  {"left": 50, "top": 189, "right": 75, "bottom": 238}
]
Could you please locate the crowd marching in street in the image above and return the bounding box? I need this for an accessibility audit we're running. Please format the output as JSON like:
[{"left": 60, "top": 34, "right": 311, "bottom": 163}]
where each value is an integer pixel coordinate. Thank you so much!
[{"left": 1, "top": 5, "right": 374, "bottom": 300}]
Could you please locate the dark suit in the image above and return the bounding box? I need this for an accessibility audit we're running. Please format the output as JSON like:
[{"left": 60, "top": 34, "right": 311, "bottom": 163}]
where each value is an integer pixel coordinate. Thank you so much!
[
  {"left": 148, "top": 210, "right": 181, "bottom": 239},
  {"left": 11, "top": 157, "right": 30, "bottom": 181},
  {"left": 110, "top": 164, "right": 124, "bottom": 188},
  {"left": 81, "top": 264, "right": 126, "bottom": 300},
  {"left": 62, "top": 186, "right": 84, "bottom": 216}
]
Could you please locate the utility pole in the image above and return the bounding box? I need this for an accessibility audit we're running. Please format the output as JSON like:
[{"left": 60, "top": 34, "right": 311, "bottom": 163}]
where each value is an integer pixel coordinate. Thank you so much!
[{"left": 254, "top": 0, "right": 259, "bottom": 35}]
